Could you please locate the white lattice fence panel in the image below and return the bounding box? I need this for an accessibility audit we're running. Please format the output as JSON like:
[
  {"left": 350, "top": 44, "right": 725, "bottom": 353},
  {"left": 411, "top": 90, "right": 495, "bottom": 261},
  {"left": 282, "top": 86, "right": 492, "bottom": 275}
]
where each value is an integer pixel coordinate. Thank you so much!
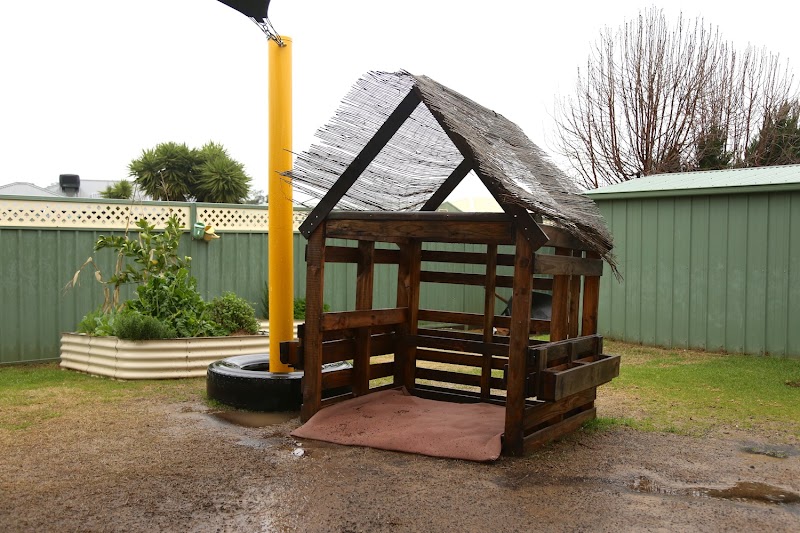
[
  {"left": 196, "top": 206, "right": 269, "bottom": 231},
  {"left": 0, "top": 199, "right": 189, "bottom": 229},
  {"left": 196, "top": 205, "right": 306, "bottom": 232}
]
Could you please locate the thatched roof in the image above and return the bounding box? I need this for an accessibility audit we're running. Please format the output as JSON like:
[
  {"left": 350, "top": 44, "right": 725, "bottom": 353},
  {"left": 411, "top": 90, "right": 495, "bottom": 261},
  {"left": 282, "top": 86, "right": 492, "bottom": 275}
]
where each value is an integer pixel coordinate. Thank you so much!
[{"left": 286, "top": 71, "right": 616, "bottom": 269}]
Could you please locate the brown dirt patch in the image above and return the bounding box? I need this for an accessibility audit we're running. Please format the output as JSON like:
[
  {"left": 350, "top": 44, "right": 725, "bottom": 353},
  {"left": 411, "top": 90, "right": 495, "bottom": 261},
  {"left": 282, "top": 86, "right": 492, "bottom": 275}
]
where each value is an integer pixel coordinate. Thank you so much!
[{"left": 1, "top": 379, "right": 799, "bottom": 532}]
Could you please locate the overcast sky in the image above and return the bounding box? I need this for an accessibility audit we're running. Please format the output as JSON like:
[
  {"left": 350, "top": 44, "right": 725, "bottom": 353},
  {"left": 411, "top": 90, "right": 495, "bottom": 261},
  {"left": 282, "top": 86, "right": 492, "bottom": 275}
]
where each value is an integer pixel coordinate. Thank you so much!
[{"left": 1, "top": 1, "right": 798, "bottom": 199}]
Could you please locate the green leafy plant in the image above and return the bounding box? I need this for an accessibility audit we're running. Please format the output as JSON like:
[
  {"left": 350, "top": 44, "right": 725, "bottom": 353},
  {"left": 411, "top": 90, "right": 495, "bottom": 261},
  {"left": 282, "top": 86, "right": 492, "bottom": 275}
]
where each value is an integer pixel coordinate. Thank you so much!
[
  {"left": 65, "top": 215, "right": 190, "bottom": 312},
  {"left": 208, "top": 292, "right": 259, "bottom": 335},
  {"left": 113, "top": 310, "right": 176, "bottom": 341},
  {"left": 127, "top": 268, "right": 221, "bottom": 338},
  {"left": 76, "top": 308, "right": 118, "bottom": 336}
]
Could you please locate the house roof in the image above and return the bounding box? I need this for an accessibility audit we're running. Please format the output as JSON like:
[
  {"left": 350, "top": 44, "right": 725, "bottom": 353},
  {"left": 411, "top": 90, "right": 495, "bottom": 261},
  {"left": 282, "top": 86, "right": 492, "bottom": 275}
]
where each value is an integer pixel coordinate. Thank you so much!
[
  {"left": 585, "top": 164, "right": 800, "bottom": 200},
  {"left": 286, "top": 71, "right": 615, "bottom": 267},
  {"left": 0, "top": 182, "right": 61, "bottom": 197}
]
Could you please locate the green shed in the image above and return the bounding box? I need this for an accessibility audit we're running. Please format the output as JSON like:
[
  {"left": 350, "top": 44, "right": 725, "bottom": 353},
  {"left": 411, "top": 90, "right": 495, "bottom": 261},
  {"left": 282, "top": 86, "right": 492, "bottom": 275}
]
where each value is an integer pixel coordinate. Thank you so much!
[{"left": 585, "top": 164, "right": 800, "bottom": 357}]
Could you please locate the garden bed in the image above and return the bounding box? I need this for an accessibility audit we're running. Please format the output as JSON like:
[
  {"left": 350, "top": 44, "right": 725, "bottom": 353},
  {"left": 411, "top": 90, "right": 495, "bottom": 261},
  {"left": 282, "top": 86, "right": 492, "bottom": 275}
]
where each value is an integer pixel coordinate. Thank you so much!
[{"left": 60, "top": 321, "right": 300, "bottom": 379}]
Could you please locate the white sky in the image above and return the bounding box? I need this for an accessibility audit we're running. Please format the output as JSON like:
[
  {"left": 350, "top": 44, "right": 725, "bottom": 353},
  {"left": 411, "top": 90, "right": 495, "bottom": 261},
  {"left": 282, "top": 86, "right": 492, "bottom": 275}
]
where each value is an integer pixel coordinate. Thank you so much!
[{"left": 1, "top": 1, "right": 798, "bottom": 199}]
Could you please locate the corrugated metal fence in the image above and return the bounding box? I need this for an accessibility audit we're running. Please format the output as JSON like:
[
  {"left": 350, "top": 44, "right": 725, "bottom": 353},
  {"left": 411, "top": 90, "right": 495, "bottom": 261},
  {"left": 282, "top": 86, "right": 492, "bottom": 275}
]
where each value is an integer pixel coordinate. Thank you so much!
[
  {"left": 595, "top": 191, "right": 800, "bottom": 356},
  {"left": 0, "top": 197, "right": 494, "bottom": 364}
]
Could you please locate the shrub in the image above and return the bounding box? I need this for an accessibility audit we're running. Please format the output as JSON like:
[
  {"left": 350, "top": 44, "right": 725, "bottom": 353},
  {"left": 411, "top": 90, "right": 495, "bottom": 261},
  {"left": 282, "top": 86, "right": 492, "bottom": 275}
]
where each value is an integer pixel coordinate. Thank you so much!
[
  {"left": 127, "top": 269, "right": 222, "bottom": 338},
  {"left": 208, "top": 292, "right": 259, "bottom": 335},
  {"left": 113, "top": 310, "right": 176, "bottom": 340},
  {"left": 76, "top": 308, "right": 117, "bottom": 336},
  {"left": 260, "top": 288, "right": 330, "bottom": 320}
]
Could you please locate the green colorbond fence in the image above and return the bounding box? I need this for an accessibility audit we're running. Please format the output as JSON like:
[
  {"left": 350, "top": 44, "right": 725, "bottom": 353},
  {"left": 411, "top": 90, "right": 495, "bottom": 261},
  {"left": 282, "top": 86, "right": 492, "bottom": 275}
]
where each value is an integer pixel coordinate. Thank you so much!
[
  {"left": 0, "top": 197, "right": 496, "bottom": 364},
  {"left": 594, "top": 191, "right": 800, "bottom": 356}
]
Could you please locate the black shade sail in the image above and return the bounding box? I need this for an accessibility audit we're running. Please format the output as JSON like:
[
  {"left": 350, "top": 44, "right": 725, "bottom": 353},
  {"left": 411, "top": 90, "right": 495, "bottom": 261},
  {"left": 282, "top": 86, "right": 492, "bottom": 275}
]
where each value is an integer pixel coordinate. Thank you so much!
[{"left": 217, "top": 0, "right": 271, "bottom": 20}]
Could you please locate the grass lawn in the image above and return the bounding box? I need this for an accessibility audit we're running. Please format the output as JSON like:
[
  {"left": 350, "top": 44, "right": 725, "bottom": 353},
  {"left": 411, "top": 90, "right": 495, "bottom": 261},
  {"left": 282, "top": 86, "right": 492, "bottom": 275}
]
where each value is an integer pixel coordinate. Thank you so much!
[
  {"left": 2, "top": 341, "right": 799, "bottom": 439},
  {"left": 0, "top": 364, "right": 204, "bottom": 431},
  {"left": 597, "top": 340, "right": 800, "bottom": 438}
]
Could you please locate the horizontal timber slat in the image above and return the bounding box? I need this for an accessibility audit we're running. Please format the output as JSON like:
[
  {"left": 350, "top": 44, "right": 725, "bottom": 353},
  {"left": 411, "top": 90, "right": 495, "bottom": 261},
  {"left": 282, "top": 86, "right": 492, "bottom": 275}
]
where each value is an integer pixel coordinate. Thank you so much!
[
  {"left": 369, "top": 361, "right": 395, "bottom": 380},
  {"left": 419, "top": 309, "right": 550, "bottom": 334},
  {"left": 528, "top": 335, "right": 603, "bottom": 367},
  {"left": 416, "top": 367, "right": 480, "bottom": 387},
  {"left": 320, "top": 392, "right": 356, "bottom": 409},
  {"left": 322, "top": 308, "right": 408, "bottom": 331},
  {"left": 416, "top": 348, "right": 507, "bottom": 371},
  {"left": 523, "top": 389, "right": 597, "bottom": 433},
  {"left": 321, "top": 368, "right": 353, "bottom": 390},
  {"left": 540, "top": 225, "right": 594, "bottom": 252},
  {"left": 413, "top": 384, "right": 508, "bottom": 406},
  {"left": 421, "top": 249, "right": 516, "bottom": 267},
  {"left": 416, "top": 328, "right": 511, "bottom": 345},
  {"left": 409, "top": 334, "right": 509, "bottom": 356},
  {"left": 320, "top": 333, "right": 397, "bottom": 364},
  {"left": 325, "top": 218, "right": 515, "bottom": 245},
  {"left": 534, "top": 254, "right": 603, "bottom": 277},
  {"left": 539, "top": 355, "right": 620, "bottom": 401},
  {"left": 420, "top": 270, "right": 515, "bottom": 288},
  {"left": 325, "top": 246, "right": 401, "bottom": 264},
  {"left": 522, "top": 407, "right": 597, "bottom": 453}
]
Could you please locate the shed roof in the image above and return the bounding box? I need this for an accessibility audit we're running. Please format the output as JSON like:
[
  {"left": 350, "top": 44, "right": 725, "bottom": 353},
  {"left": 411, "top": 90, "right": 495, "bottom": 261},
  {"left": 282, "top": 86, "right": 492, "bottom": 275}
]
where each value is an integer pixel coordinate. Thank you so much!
[
  {"left": 585, "top": 164, "right": 800, "bottom": 200},
  {"left": 286, "top": 71, "right": 615, "bottom": 268}
]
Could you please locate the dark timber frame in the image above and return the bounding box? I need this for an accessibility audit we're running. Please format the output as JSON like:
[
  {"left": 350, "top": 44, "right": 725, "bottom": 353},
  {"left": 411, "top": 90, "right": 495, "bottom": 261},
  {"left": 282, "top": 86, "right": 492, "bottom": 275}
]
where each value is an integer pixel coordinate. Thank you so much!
[{"left": 280, "top": 87, "right": 619, "bottom": 456}]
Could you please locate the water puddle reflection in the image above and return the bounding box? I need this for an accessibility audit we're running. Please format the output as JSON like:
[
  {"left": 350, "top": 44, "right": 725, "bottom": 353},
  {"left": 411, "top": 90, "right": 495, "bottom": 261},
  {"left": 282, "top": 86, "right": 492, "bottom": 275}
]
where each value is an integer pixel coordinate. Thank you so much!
[
  {"left": 209, "top": 410, "right": 298, "bottom": 428},
  {"left": 629, "top": 476, "right": 800, "bottom": 505}
]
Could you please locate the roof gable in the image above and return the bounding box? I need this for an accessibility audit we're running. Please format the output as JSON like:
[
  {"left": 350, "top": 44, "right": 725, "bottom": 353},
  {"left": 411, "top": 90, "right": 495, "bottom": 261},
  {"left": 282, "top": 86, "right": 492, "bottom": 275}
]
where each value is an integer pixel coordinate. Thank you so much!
[{"left": 286, "top": 71, "right": 615, "bottom": 268}]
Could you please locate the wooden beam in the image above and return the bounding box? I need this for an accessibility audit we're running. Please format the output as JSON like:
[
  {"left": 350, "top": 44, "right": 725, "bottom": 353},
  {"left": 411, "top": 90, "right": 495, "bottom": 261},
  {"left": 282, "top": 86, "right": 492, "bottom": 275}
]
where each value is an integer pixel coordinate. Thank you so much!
[
  {"left": 416, "top": 348, "right": 507, "bottom": 370},
  {"left": 301, "top": 223, "right": 326, "bottom": 422},
  {"left": 421, "top": 249, "right": 516, "bottom": 267},
  {"left": 522, "top": 407, "right": 597, "bottom": 454},
  {"left": 321, "top": 307, "right": 408, "bottom": 331},
  {"left": 299, "top": 89, "right": 422, "bottom": 238},
  {"left": 549, "top": 248, "right": 571, "bottom": 342},
  {"left": 481, "top": 244, "right": 498, "bottom": 399},
  {"left": 567, "top": 251, "right": 582, "bottom": 339},
  {"left": 417, "top": 309, "right": 550, "bottom": 334},
  {"left": 523, "top": 389, "right": 597, "bottom": 434},
  {"left": 581, "top": 251, "right": 601, "bottom": 335},
  {"left": 353, "top": 240, "right": 375, "bottom": 396},
  {"left": 504, "top": 228, "right": 534, "bottom": 456},
  {"left": 540, "top": 224, "right": 595, "bottom": 251},
  {"left": 403, "top": 241, "right": 422, "bottom": 390},
  {"left": 420, "top": 159, "right": 473, "bottom": 211},
  {"left": 533, "top": 254, "right": 604, "bottom": 277},
  {"left": 325, "top": 246, "right": 401, "bottom": 265},
  {"left": 325, "top": 217, "right": 514, "bottom": 245},
  {"left": 394, "top": 243, "right": 412, "bottom": 386},
  {"left": 409, "top": 334, "right": 509, "bottom": 356}
]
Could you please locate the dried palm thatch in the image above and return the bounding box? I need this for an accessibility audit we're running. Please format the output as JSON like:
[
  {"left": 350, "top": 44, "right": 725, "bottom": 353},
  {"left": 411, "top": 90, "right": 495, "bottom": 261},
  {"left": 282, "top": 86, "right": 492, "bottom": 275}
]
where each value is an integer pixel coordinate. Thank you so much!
[{"left": 285, "top": 71, "right": 617, "bottom": 272}]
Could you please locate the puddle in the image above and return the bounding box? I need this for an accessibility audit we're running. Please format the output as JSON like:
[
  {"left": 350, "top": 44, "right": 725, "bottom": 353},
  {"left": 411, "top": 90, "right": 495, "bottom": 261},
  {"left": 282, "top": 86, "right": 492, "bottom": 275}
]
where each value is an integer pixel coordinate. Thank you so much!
[
  {"left": 209, "top": 410, "right": 298, "bottom": 428},
  {"left": 740, "top": 443, "right": 798, "bottom": 459},
  {"left": 628, "top": 476, "right": 800, "bottom": 505}
]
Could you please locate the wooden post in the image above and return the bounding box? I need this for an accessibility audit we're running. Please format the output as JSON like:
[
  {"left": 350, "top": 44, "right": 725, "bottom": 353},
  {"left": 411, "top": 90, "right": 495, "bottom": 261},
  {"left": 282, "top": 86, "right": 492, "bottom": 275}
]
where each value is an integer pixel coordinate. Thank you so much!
[
  {"left": 481, "top": 244, "right": 498, "bottom": 400},
  {"left": 354, "top": 240, "right": 375, "bottom": 396},
  {"left": 567, "top": 251, "right": 582, "bottom": 339},
  {"left": 301, "top": 223, "right": 326, "bottom": 422},
  {"left": 549, "top": 247, "right": 571, "bottom": 342},
  {"left": 394, "top": 243, "right": 411, "bottom": 387},
  {"left": 504, "top": 229, "right": 534, "bottom": 456},
  {"left": 581, "top": 251, "right": 601, "bottom": 335},
  {"left": 403, "top": 240, "right": 422, "bottom": 391}
]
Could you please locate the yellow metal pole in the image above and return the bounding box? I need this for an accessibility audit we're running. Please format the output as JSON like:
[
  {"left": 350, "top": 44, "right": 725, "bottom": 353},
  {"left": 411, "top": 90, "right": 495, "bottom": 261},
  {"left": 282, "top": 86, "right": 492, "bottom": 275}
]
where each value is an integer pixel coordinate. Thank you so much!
[{"left": 268, "top": 36, "right": 293, "bottom": 373}]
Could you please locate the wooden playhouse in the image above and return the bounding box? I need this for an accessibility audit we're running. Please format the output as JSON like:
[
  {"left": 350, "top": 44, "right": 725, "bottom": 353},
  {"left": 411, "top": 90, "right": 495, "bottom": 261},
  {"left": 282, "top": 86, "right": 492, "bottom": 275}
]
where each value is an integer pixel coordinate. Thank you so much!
[{"left": 280, "top": 72, "right": 620, "bottom": 456}]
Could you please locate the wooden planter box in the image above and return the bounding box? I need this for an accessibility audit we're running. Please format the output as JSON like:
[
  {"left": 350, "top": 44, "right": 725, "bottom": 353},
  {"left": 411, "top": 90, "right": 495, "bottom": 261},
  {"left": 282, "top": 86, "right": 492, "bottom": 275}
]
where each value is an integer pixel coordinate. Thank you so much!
[
  {"left": 538, "top": 354, "right": 620, "bottom": 401},
  {"left": 60, "top": 322, "right": 300, "bottom": 380}
]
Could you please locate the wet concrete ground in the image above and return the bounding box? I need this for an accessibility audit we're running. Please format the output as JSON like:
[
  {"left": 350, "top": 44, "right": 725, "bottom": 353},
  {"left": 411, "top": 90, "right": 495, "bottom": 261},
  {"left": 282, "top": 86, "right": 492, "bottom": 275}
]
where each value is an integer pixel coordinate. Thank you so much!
[{"left": 2, "top": 397, "right": 799, "bottom": 532}]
